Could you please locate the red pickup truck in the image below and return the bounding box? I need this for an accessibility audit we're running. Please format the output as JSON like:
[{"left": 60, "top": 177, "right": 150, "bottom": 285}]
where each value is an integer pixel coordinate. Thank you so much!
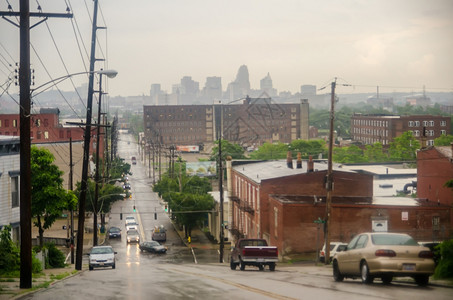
[{"left": 230, "top": 238, "right": 278, "bottom": 271}]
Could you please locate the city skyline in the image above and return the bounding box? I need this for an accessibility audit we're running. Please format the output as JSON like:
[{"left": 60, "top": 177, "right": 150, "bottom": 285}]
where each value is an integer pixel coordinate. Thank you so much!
[{"left": 1, "top": 0, "right": 452, "bottom": 99}]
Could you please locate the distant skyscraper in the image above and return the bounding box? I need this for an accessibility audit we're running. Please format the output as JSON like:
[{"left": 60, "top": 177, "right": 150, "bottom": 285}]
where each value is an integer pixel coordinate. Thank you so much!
[
  {"left": 180, "top": 76, "right": 199, "bottom": 95},
  {"left": 226, "top": 65, "right": 250, "bottom": 101},
  {"left": 150, "top": 84, "right": 161, "bottom": 97},
  {"left": 203, "top": 76, "right": 222, "bottom": 100},
  {"left": 260, "top": 72, "right": 277, "bottom": 96},
  {"left": 300, "top": 85, "right": 317, "bottom": 96},
  {"left": 235, "top": 65, "right": 250, "bottom": 94}
]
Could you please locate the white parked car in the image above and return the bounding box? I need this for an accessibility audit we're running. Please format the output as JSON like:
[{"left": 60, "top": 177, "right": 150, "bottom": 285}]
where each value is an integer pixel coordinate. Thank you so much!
[
  {"left": 89, "top": 246, "right": 116, "bottom": 270},
  {"left": 319, "top": 242, "right": 348, "bottom": 263}
]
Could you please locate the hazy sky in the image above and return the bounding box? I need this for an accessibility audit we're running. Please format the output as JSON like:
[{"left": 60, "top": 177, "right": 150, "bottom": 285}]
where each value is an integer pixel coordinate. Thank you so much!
[{"left": 1, "top": 0, "right": 452, "bottom": 97}]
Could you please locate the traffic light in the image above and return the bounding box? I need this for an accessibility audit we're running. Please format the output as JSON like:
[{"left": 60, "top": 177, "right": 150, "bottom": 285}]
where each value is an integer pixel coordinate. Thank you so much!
[
  {"left": 164, "top": 205, "right": 168, "bottom": 213},
  {"left": 133, "top": 205, "right": 136, "bottom": 212},
  {"left": 154, "top": 212, "right": 157, "bottom": 220},
  {"left": 120, "top": 213, "right": 123, "bottom": 220}
]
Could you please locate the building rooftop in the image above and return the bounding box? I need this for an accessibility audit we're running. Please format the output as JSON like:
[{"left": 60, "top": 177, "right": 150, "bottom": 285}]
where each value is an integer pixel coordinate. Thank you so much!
[{"left": 232, "top": 159, "right": 358, "bottom": 183}]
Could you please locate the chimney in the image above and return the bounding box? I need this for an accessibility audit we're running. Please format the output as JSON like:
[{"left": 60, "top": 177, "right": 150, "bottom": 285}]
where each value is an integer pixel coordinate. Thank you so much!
[
  {"left": 296, "top": 152, "right": 302, "bottom": 169},
  {"left": 287, "top": 151, "right": 293, "bottom": 169},
  {"left": 308, "top": 155, "right": 314, "bottom": 172}
]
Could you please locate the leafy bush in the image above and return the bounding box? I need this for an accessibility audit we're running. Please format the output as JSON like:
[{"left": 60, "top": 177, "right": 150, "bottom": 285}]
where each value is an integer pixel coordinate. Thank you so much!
[
  {"left": 434, "top": 239, "right": 453, "bottom": 279},
  {"left": 0, "top": 226, "right": 20, "bottom": 273},
  {"left": 32, "top": 250, "right": 43, "bottom": 274},
  {"left": 44, "top": 243, "right": 66, "bottom": 268}
]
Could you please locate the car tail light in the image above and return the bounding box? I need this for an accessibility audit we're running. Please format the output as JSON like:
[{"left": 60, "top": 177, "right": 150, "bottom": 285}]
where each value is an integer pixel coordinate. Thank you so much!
[
  {"left": 419, "top": 251, "right": 434, "bottom": 259},
  {"left": 242, "top": 249, "right": 246, "bottom": 256},
  {"left": 321, "top": 251, "right": 325, "bottom": 256},
  {"left": 375, "top": 249, "right": 396, "bottom": 257}
]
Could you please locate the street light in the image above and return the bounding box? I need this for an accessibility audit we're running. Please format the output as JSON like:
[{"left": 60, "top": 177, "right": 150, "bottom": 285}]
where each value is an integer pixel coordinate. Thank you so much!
[{"left": 93, "top": 69, "right": 117, "bottom": 246}]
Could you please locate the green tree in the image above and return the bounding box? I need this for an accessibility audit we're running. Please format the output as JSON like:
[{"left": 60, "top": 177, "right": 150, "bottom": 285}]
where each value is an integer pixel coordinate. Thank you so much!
[
  {"left": 364, "top": 142, "right": 388, "bottom": 162},
  {"left": 388, "top": 131, "right": 420, "bottom": 161},
  {"left": 210, "top": 139, "right": 246, "bottom": 161},
  {"left": 74, "top": 179, "right": 125, "bottom": 227},
  {"left": 434, "top": 134, "right": 453, "bottom": 146},
  {"left": 31, "top": 146, "right": 78, "bottom": 247},
  {"left": 249, "top": 142, "right": 288, "bottom": 160},
  {"left": 167, "top": 192, "right": 215, "bottom": 238},
  {"left": 289, "top": 139, "right": 327, "bottom": 159},
  {"left": 333, "top": 145, "right": 368, "bottom": 163}
]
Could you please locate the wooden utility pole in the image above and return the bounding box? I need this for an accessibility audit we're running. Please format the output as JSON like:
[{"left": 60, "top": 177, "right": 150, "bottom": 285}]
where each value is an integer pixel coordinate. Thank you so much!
[
  {"left": 69, "top": 137, "right": 75, "bottom": 264},
  {"left": 324, "top": 79, "right": 336, "bottom": 265},
  {"left": 0, "top": 1, "right": 72, "bottom": 288},
  {"left": 76, "top": 0, "right": 99, "bottom": 270}
]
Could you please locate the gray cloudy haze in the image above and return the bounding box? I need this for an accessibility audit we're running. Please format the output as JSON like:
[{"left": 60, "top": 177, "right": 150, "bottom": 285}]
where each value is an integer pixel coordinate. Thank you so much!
[{"left": 1, "top": 0, "right": 452, "bottom": 97}]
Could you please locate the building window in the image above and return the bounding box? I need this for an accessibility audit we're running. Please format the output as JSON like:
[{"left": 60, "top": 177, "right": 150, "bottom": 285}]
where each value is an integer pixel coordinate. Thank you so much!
[
  {"left": 428, "top": 130, "right": 434, "bottom": 136},
  {"left": 429, "top": 121, "right": 434, "bottom": 127},
  {"left": 423, "top": 121, "right": 428, "bottom": 127},
  {"left": 432, "top": 216, "right": 440, "bottom": 230},
  {"left": 440, "top": 121, "right": 446, "bottom": 126},
  {"left": 414, "top": 130, "right": 420, "bottom": 137},
  {"left": 441, "top": 130, "right": 446, "bottom": 135},
  {"left": 11, "top": 176, "right": 19, "bottom": 207},
  {"left": 0, "top": 119, "right": 2, "bottom": 127},
  {"left": 408, "top": 121, "right": 414, "bottom": 127},
  {"left": 13, "top": 120, "right": 17, "bottom": 127},
  {"left": 44, "top": 131, "right": 49, "bottom": 139},
  {"left": 428, "top": 140, "right": 434, "bottom": 146},
  {"left": 415, "top": 121, "right": 420, "bottom": 127}
]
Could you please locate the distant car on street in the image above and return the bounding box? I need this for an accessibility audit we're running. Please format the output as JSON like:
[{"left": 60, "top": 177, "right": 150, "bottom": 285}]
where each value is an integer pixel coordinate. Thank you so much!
[
  {"left": 139, "top": 241, "right": 167, "bottom": 254},
  {"left": 89, "top": 246, "right": 116, "bottom": 270},
  {"left": 152, "top": 225, "right": 167, "bottom": 242},
  {"left": 107, "top": 226, "right": 121, "bottom": 239},
  {"left": 127, "top": 229, "right": 140, "bottom": 243},
  {"left": 332, "top": 232, "right": 435, "bottom": 285},
  {"left": 126, "top": 221, "right": 139, "bottom": 231},
  {"left": 319, "top": 242, "right": 347, "bottom": 263}
]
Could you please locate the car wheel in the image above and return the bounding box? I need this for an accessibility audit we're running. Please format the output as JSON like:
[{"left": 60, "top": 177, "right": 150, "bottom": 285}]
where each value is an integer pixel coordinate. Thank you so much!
[
  {"left": 258, "top": 264, "right": 264, "bottom": 271},
  {"left": 230, "top": 261, "right": 237, "bottom": 270},
  {"left": 381, "top": 275, "right": 392, "bottom": 284},
  {"left": 269, "top": 263, "right": 276, "bottom": 272},
  {"left": 89, "top": 265, "right": 93, "bottom": 271},
  {"left": 240, "top": 262, "right": 245, "bottom": 271},
  {"left": 414, "top": 275, "right": 429, "bottom": 286},
  {"left": 361, "top": 262, "right": 374, "bottom": 284},
  {"left": 333, "top": 260, "right": 344, "bottom": 282},
  {"left": 112, "top": 263, "right": 116, "bottom": 269}
]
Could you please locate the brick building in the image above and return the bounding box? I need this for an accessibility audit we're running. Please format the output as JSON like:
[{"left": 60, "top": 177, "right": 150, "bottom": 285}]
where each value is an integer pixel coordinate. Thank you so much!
[
  {"left": 0, "top": 108, "right": 102, "bottom": 154},
  {"left": 417, "top": 145, "right": 453, "bottom": 206},
  {"left": 351, "top": 114, "right": 450, "bottom": 146},
  {"left": 0, "top": 109, "right": 103, "bottom": 187},
  {"left": 268, "top": 195, "right": 451, "bottom": 256},
  {"left": 226, "top": 157, "right": 373, "bottom": 245},
  {"left": 143, "top": 97, "right": 309, "bottom": 148},
  {"left": 225, "top": 156, "right": 452, "bottom": 258}
]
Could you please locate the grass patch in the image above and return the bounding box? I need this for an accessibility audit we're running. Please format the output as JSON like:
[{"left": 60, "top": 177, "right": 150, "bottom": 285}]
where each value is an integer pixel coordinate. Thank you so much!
[
  {"left": 0, "top": 278, "right": 15, "bottom": 282},
  {"left": 50, "top": 272, "right": 71, "bottom": 280}
]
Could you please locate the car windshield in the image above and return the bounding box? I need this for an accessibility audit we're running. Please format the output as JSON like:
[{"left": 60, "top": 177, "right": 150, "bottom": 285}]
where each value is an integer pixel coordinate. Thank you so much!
[
  {"left": 150, "top": 241, "right": 160, "bottom": 246},
  {"left": 371, "top": 234, "right": 419, "bottom": 246},
  {"left": 91, "top": 247, "right": 113, "bottom": 254},
  {"left": 109, "top": 228, "right": 120, "bottom": 232},
  {"left": 128, "top": 230, "right": 139, "bottom": 235}
]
